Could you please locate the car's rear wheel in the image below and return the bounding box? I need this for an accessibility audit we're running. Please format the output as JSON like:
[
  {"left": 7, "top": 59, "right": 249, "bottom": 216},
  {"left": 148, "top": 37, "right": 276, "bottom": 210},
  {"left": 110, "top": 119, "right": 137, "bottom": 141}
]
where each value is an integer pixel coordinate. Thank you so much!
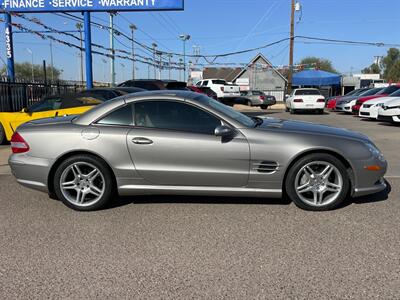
[
  {"left": 285, "top": 153, "right": 350, "bottom": 211},
  {"left": 290, "top": 108, "right": 296, "bottom": 114},
  {"left": 260, "top": 105, "right": 268, "bottom": 110},
  {"left": 0, "top": 123, "right": 6, "bottom": 145},
  {"left": 54, "top": 155, "right": 114, "bottom": 211},
  {"left": 285, "top": 106, "right": 289, "bottom": 112}
]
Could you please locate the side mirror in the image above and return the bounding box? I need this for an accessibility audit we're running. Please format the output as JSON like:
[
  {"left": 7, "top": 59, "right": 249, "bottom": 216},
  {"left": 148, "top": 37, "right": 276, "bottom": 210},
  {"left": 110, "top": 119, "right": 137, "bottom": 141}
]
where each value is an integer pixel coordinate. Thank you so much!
[
  {"left": 21, "top": 108, "right": 29, "bottom": 113},
  {"left": 214, "top": 125, "right": 234, "bottom": 137}
]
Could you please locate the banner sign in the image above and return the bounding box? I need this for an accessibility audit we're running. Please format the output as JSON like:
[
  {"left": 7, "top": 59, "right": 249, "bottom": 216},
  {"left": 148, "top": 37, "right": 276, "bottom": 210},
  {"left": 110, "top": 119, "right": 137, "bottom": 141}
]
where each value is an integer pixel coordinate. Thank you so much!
[{"left": 1, "top": 0, "right": 184, "bottom": 12}]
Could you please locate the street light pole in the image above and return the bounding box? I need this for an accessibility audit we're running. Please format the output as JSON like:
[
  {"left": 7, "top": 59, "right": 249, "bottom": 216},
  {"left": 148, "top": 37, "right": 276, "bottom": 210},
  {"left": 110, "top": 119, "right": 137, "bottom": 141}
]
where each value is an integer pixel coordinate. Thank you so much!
[
  {"left": 287, "top": 0, "right": 296, "bottom": 94},
  {"left": 129, "top": 23, "right": 137, "bottom": 80},
  {"left": 26, "top": 48, "right": 34, "bottom": 82},
  {"left": 179, "top": 34, "right": 190, "bottom": 82},
  {"left": 49, "top": 40, "right": 54, "bottom": 82},
  {"left": 76, "top": 22, "right": 84, "bottom": 86},
  {"left": 109, "top": 12, "right": 116, "bottom": 87},
  {"left": 152, "top": 43, "right": 157, "bottom": 79}
]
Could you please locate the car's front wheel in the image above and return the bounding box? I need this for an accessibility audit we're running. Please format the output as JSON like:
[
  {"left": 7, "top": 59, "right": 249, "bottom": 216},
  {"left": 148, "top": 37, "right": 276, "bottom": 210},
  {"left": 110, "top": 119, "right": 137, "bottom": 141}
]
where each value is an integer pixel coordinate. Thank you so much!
[
  {"left": 285, "top": 153, "right": 350, "bottom": 211},
  {"left": 54, "top": 155, "right": 115, "bottom": 211}
]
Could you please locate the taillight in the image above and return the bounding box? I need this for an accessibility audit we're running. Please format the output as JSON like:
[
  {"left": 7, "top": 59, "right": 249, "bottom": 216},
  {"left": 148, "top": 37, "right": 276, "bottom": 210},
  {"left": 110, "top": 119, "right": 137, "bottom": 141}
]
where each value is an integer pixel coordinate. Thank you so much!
[
  {"left": 220, "top": 87, "right": 224, "bottom": 92},
  {"left": 317, "top": 99, "right": 325, "bottom": 102},
  {"left": 10, "top": 132, "right": 30, "bottom": 154},
  {"left": 293, "top": 99, "right": 303, "bottom": 102},
  {"left": 260, "top": 95, "right": 266, "bottom": 100}
]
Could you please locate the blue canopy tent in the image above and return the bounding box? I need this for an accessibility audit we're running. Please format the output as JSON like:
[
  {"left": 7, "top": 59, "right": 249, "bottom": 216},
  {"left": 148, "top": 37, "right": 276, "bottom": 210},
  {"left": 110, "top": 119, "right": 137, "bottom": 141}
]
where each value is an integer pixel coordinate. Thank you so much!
[{"left": 293, "top": 70, "right": 341, "bottom": 86}]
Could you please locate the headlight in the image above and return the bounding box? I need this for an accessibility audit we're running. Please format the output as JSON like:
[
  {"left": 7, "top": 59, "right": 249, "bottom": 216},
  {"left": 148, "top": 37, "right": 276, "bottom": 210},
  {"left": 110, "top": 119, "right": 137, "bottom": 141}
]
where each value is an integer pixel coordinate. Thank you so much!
[{"left": 365, "top": 142, "right": 385, "bottom": 162}]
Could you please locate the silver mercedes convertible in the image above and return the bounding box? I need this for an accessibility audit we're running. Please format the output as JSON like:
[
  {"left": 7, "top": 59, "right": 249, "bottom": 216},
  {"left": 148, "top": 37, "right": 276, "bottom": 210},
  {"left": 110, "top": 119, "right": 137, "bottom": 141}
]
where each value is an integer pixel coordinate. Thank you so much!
[{"left": 9, "top": 91, "right": 387, "bottom": 211}]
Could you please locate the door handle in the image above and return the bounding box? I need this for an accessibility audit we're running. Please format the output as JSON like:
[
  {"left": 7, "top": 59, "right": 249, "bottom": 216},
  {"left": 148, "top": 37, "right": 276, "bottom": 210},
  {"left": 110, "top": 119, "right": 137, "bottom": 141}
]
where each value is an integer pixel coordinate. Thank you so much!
[{"left": 132, "top": 137, "right": 153, "bottom": 145}]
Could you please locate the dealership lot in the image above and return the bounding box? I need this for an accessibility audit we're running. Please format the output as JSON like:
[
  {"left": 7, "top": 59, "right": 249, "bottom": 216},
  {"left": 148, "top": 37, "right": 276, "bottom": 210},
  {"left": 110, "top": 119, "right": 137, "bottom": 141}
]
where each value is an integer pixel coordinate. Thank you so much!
[{"left": 1, "top": 110, "right": 399, "bottom": 298}]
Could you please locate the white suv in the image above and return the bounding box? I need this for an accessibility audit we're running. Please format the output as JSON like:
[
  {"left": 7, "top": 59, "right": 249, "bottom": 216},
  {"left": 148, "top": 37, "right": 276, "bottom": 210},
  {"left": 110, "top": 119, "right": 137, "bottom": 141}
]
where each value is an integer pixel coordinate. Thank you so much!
[{"left": 285, "top": 88, "right": 325, "bottom": 114}]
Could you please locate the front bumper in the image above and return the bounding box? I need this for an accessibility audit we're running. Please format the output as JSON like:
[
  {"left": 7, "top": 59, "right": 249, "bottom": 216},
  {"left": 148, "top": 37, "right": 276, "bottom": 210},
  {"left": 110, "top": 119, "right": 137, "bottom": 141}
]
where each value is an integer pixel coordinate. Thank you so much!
[
  {"left": 351, "top": 156, "right": 388, "bottom": 197},
  {"left": 9, "top": 153, "right": 52, "bottom": 193}
]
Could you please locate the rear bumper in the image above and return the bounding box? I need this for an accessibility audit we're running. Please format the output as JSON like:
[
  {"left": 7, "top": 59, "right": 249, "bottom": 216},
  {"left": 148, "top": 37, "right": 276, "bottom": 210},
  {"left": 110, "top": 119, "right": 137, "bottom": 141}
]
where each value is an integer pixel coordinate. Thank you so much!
[
  {"left": 9, "top": 153, "right": 52, "bottom": 193},
  {"left": 292, "top": 103, "right": 325, "bottom": 110}
]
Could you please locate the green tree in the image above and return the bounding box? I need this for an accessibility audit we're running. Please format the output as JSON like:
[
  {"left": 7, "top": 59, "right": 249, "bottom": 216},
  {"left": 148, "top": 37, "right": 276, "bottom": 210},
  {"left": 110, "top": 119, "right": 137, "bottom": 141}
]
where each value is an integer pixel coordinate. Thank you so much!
[
  {"left": 297, "top": 56, "right": 338, "bottom": 73},
  {"left": 382, "top": 48, "right": 400, "bottom": 82},
  {"left": 0, "top": 62, "right": 62, "bottom": 82},
  {"left": 361, "top": 63, "right": 381, "bottom": 74}
]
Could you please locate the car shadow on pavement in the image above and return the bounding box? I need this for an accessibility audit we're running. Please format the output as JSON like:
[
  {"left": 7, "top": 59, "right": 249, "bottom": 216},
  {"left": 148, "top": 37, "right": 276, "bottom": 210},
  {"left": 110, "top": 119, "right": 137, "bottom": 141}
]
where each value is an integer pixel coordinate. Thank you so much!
[
  {"left": 107, "top": 194, "right": 292, "bottom": 209},
  {"left": 377, "top": 122, "right": 400, "bottom": 127}
]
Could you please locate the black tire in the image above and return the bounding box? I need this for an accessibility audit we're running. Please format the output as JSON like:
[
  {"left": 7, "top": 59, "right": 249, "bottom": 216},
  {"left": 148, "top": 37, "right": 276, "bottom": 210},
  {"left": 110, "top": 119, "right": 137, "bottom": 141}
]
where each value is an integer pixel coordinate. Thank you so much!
[
  {"left": 260, "top": 105, "right": 268, "bottom": 110},
  {"left": 53, "top": 154, "right": 115, "bottom": 211},
  {"left": 290, "top": 108, "right": 296, "bottom": 114},
  {"left": 0, "top": 123, "right": 6, "bottom": 145},
  {"left": 285, "top": 153, "right": 350, "bottom": 211},
  {"left": 316, "top": 109, "right": 324, "bottom": 115},
  {"left": 285, "top": 106, "right": 289, "bottom": 112}
]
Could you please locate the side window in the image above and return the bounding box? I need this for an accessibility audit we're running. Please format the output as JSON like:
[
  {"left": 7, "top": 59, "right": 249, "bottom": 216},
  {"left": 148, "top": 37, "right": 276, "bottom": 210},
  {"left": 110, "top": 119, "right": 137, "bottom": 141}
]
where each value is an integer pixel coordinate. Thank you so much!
[
  {"left": 134, "top": 101, "right": 221, "bottom": 135},
  {"left": 203, "top": 80, "right": 209, "bottom": 86},
  {"left": 97, "top": 105, "right": 133, "bottom": 126},
  {"left": 196, "top": 81, "right": 202, "bottom": 87},
  {"left": 29, "top": 98, "right": 62, "bottom": 112}
]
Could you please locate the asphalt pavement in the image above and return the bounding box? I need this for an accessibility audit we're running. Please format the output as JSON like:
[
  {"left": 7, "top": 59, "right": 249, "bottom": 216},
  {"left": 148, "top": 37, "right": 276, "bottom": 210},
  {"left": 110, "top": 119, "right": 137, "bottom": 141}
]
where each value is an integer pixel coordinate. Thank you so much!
[{"left": 0, "top": 109, "right": 399, "bottom": 299}]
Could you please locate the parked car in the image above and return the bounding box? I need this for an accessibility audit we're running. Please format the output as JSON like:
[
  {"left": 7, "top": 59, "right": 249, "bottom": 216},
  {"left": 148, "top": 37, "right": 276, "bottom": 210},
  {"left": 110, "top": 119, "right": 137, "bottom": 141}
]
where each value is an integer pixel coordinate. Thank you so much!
[
  {"left": 334, "top": 88, "right": 379, "bottom": 113},
  {"left": 241, "top": 90, "right": 276, "bottom": 109},
  {"left": 118, "top": 79, "right": 187, "bottom": 91},
  {"left": 187, "top": 86, "right": 218, "bottom": 100},
  {"left": 0, "top": 94, "right": 105, "bottom": 144},
  {"left": 351, "top": 85, "right": 400, "bottom": 114},
  {"left": 80, "top": 87, "right": 145, "bottom": 100},
  {"left": 196, "top": 79, "right": 240, "bottom": 102},
  {"left": 326, "top": 88, "right": 368, "bottom": 110},
  {"left": 377, "top": 97, "right": 400, "bottom": 123},
  {"left": 9, "top": 91, "right": 387, "bottom": 212},
  {"left": 285, "top": 88, "right": 325, "bottom": 114},
  {"left": 359, "top": 89, "right": 400, "bottom": 119}
]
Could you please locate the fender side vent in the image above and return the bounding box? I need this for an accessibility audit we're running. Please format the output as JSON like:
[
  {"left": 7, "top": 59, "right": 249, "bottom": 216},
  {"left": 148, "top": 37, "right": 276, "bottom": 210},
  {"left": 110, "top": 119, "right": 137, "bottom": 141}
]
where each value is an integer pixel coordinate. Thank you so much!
[{"left": 253, "top": 161, "right": 279, "bottom": 173}]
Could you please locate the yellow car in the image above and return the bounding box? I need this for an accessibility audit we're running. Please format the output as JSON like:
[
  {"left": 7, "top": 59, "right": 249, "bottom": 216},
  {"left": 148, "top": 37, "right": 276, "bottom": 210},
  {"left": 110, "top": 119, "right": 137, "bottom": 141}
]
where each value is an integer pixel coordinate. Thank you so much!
[{"left": 0, "top": 94, "right": 103, "bottom": 144}]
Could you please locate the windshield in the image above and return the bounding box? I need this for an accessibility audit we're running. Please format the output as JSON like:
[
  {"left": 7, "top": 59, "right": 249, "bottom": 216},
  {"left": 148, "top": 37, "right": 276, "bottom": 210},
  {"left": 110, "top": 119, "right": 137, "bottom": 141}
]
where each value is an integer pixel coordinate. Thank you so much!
[
  {"left": 352, "top": 88, "right": 370, "bottom": 96},
  {"left": 359, "top": 88, "right": 383, "bottom": 96},
  {"left": 377, "top": 85, "right": 400, "bottom": 95},
  {"left": 389, "top": 89, "right": 400, "bottom": 97},
  {"left": 196, "top": 95, "right": 254, "bottom": 127}
]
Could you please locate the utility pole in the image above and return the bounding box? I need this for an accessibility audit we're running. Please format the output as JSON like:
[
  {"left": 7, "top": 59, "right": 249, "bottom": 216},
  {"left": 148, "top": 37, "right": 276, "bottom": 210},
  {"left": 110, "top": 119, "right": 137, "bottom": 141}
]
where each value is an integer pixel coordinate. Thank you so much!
[
  {"left": 168, "top": 54, "right": 173, "bottom": 80},
  {"left": 129, "top": 23, "right": 137, "bottom": 80},
  {"left": 49, "top": 40, "right": 54, "bottom": 82},
  {"left": 157, "top": 51, "right": 162, "bottom": 80},
  {"left": 76, "top": 22, "right": 84, "bottom": 86},
  {"left": 152, "top": 43, "right": 157, "bottom": 79},
  {"left": 109, "top": 12, "right": 116, "bottom": 87},
  {"left": 179, "top": 34, "right": 190, "bottom": 82},
  {"left": 26, "top": 48, "right": 34, "bottom": 82},
  {"left": 179, "top": 58, "right": 183, "bottom": 81},
  {"left": 287, "top": 0, "right": 295, "bottom": 94}
]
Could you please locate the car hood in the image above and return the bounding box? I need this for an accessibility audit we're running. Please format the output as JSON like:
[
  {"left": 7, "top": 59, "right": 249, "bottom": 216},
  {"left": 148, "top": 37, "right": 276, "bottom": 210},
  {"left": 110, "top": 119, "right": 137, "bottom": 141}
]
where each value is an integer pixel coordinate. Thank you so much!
[
  {"left": 257, "top": 118, "right": 369, "bottom": 142},
  {"left": 367, "top": 96, "right": 400, "bottom": 105},
  {"left": 358, "top": 94, "right": 386, "bottom": 102}
]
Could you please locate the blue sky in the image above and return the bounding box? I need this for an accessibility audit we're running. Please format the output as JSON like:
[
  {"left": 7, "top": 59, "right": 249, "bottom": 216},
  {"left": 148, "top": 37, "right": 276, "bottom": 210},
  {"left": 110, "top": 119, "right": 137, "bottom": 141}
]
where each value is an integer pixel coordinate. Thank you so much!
[{"left": 1, "top": 0, "right": 400, "bottom": 83}]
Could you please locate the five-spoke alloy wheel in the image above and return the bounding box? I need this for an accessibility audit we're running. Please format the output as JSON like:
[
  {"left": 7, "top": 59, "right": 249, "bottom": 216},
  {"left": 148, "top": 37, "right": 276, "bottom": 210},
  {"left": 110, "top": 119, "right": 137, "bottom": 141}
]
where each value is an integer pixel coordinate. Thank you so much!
[
  {"left": 285, "top": 153, "right": 350, "bottom": 211},
  {"left": 54, "top": 155, "right": 114, "bottom": 211}
]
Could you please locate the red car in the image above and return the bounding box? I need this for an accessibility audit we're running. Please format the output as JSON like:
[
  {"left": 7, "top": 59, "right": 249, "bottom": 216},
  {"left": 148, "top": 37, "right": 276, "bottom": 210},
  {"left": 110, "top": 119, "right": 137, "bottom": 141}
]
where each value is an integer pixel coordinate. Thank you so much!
[
  {"left": 187, "top": 86, "right": 218, "bottom": 100},
  {"left": 326, "top": 88, "right": 367, "bottom": 110},
  {"left": 351, "top": 85, "right": 400, "bottom": 114}
]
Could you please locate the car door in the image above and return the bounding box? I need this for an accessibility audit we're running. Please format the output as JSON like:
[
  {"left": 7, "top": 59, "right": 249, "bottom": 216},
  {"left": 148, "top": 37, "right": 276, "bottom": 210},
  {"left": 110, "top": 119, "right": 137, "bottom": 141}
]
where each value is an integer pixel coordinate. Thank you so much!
[{"left": 126, "top": 99, "right": 250, "bottom": 187}]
